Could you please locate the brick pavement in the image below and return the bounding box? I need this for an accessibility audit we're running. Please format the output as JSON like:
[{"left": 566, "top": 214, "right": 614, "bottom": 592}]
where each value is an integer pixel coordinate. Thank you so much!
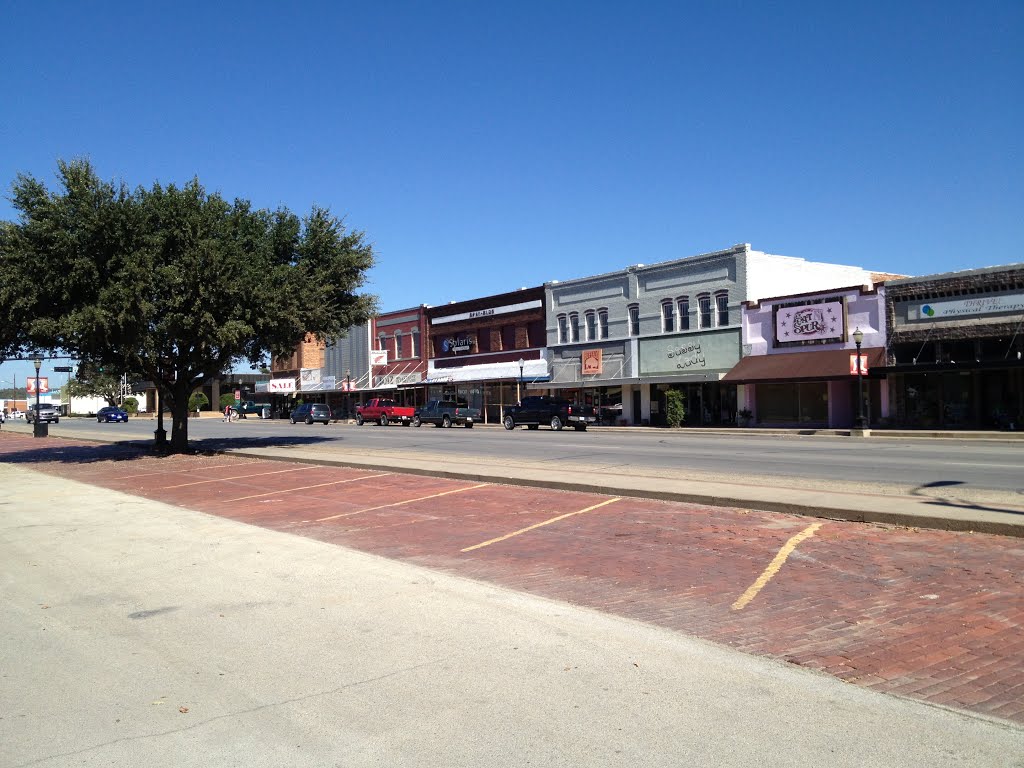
[{"left": 2, "top": 433, "right": 1022, "bottom": 725}]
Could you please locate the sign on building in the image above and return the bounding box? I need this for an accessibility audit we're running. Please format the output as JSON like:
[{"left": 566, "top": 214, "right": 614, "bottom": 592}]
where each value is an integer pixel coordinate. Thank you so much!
[
  {"left": 582, "top": 349, "right": 603, "bottom": 375},
  {"left": 370, "top": 350, "right": 388, "bottom": 366},
  {"left": 773, "top": 300, "right": 845, "bottom": 344},
  {"left": 267, "top": 378, "right": 297, "bottom": 394}
]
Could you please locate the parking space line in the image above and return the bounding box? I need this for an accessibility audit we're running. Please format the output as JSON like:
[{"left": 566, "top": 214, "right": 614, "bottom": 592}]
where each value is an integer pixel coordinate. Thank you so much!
[
  {"left": 461, "top": 497, "right": 622, "bottom": 553},
  {"left": 116, "top": 462, "right": 254, "bottom": 480},
  {"left": 161, "top": 465, "right": 311, "bottom": 489},
  {"left": 731, "top": 522, "right": 824, "bottom": 611},
  {"left": 311, "top": 483, "right": 489, "bottom": 523},
  {"left": 222, "top": 473, "right": 392, "bottom": 503}
]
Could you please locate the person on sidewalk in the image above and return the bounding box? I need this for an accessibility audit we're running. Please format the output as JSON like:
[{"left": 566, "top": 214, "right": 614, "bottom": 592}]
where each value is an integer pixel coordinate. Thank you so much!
[{"left": 223, "top": 404, "right": 233, "bottom": 422}]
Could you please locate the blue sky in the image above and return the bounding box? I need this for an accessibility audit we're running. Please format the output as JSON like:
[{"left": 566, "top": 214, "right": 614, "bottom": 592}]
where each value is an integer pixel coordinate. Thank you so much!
[{"left": 2, "top": 1, "right": 1021, "bottom": 387}]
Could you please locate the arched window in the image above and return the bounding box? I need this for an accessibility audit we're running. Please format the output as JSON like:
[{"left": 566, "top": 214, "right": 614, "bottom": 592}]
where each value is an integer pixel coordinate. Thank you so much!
[
  {"left": 394, "top": 330, "right": 403, "bottom": 359},
  {"left": 677, "top": 296, "right": 690, "bottom": 331},
  {"left": 598, "top": 308, "right": 609, "bottom": 339},
  {"left": 697, "top": 294, "right": 712, "bottom": 328},
  {"left": 569, "top": 312, "right": 580, "bottom": 343},
  {"left": 557, "top": 314, "right": 568, "bottom": 344},
  {"left": 377, "top": 333, "right": 387, "bottom": 351},
  {"left": 410, "top": 328, "right": 420, "bottom": 358},
  {"left": 661, "top": 300, "right": 674, "bottom": 333},
  {"left": 585, "top": 310, "right": 597, "bottom": 341},
  {"left": 628, "top": 304, "right": 640, "bottom": 336},
  {"left": 715, "top": 291, "right": 729, "bottom": 326}
]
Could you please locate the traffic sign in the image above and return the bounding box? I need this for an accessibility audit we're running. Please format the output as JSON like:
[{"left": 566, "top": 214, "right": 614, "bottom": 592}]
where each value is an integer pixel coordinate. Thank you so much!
[{"left": 53, "top": 366, "right": 73, "bottom": 373}]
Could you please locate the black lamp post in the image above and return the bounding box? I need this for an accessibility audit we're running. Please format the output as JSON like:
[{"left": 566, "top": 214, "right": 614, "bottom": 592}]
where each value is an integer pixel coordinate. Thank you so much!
[
  {"left": 853, "top": 327, "right": 866, "bottom": 429},
  {"left": 32, "top": 357, "right": 46, "bottom": 438},
  {"left": 345, "top": 368, "right": 352, "bottom": 419},
  {"left": 517, "top": 358, "right": 525, "bottom": 403}
]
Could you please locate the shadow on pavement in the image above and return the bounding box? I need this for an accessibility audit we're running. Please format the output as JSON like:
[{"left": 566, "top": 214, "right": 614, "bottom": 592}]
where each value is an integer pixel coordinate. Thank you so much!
[
  {"left": 913, "top": 480, "right": 1024, "bottom": 516},
  {"left": 0, "top": 434, "right": 337, "bottom": 466}
]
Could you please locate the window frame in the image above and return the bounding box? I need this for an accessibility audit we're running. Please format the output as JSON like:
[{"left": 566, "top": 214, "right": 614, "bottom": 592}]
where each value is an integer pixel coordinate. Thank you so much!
[
  {"left": 677, "top": 296, "right": 690, "bottom": 331},
  {"left": 557, "top": 314, "right": 568, "bottom": 344},
  {"left": 661, "top": 300, "right": 675, "bottom": 333},
  {"left": 697, "top": 294, "right": 712, "bottom": 329},
  {"left": 569, "top": 312, "right": 580, "bottom": 343},
  {"left": 628, "top": 304, "right": 640, "bottom": 336},
  {"left": 715, "top": 291, "right": 729, "bottom": 326},
  {"left": 585, "top": 310, "right": 597, "bottom": 341},
  {"left": 598, "top": 308, "right": 609, "bottom": 339}
]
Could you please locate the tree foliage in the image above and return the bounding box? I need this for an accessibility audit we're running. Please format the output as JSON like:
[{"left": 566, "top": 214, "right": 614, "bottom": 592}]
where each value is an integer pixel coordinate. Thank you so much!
[
  {"left": 1, "top": 159, "right": 377, "bottom": 451},
  {"left": 65, "top": 364, "right": 123, "bottom": 408},
  {"left": 665, "top": 389, "right": 686, "bottom": 427}
]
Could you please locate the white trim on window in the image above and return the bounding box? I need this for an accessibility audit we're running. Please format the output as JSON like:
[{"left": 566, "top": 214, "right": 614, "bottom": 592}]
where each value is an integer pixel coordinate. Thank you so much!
[{"left": 628, "top": 304, "right": 640, "bottom": 336}]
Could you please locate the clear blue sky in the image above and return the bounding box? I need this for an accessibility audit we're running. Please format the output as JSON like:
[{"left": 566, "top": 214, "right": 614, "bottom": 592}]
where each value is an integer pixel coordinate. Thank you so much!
[{"left": 2, "top": 1, "right": 1021, "bottom": 387}]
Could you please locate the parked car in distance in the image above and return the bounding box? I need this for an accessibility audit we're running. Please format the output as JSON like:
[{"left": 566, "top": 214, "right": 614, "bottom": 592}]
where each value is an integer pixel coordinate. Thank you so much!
[
  {"left": 355, "top": 398, "right": 415, "bottom": 426},
  {"left": 96, "top": 406, "right": 128, "bottom": 423},
  {"left": 26, "top": 404, "right": 59, "bottom": 424},
  {"left": 412, "top": 400, "right": 481, "bottom": 428},
  {"left": 290, "top": 403, "right": 332, "bottom": 425},
  {"left": 502, "top": 396, "right": 597, "bottom": 431},
  {"left": 236, "top": 400, "right": 272, "bottom": 419}
]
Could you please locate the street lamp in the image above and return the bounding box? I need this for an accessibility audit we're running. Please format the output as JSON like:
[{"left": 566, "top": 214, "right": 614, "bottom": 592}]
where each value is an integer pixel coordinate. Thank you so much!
[
  {"left": 517, "top": 358, "right": 525, "bottom": 403},
  {"left": 852, "top": 327, "right": 866, "bottom": 429},
  {"left": 345, "top": 368, "right": 352, "bottom": 419},
  {"left": 32, "top": 357, "right": 46, "bottom": 438}
]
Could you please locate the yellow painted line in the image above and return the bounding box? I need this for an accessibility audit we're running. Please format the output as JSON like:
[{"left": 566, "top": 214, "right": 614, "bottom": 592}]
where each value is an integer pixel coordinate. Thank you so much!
[
  {"left": 731, "top": 522, "right": 824, "bottom": 611},
  {"left": 461, "top": 497, "right": 622, "bottom": 553},
  {"left": 313, "top": 483, "right": 489, "bottom": 522},
  {"left": 222, "top": 473, "right": 391, "bottom": 503},
  {"left": 161, "top": 465, "right": 311, "bottom": 489}
]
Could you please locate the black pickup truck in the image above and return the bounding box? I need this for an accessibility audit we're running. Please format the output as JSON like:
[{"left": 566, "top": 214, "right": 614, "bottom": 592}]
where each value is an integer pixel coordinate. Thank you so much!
[
  {"left": 412, "top": 400, "right": 481, "bottom": 428},
  {"left": 502, "top": 396, "right": 597, "bottom": 432}
]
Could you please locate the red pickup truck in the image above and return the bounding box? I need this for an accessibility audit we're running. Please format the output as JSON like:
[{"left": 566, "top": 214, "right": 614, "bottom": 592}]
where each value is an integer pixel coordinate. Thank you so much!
[{"left": 355, "top": 398, "right": 416, "bottom": 426}]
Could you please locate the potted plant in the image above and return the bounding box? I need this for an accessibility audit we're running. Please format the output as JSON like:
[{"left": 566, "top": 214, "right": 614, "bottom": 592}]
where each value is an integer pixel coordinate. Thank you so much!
[{"left": 737, "top": 408, "right": 753, "bottom": 427}]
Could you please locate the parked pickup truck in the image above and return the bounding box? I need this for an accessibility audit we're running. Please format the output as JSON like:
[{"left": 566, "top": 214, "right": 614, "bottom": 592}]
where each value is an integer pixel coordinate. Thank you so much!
[
  {"left": 412, "top": 400, "right": 481, "bottom": 428},
  {"left": 236, "top": 400, "right": 272, "bottom": 418},
  {"left": 355, "top": 398, "right": 415, "bottom": 426},
  {"left": 502, "top": 396, "right": 597, "bottom": 432}
]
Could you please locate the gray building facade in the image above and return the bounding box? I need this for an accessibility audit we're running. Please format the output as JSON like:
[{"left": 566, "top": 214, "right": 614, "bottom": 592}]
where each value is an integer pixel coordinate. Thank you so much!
[{"left": 543, "top": 244, "right": 873, "bottom": 425}]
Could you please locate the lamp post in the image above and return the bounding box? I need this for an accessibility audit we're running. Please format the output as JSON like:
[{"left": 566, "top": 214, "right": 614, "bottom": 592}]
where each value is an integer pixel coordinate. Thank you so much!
[
  {"left": 345, "top": 368, "right": 352, "bottom": 420},
  {"left": 32, "top": 357, "right": 46, "bottom": 438},
  {"left": 853, "top": 327, "right": 866, "bottom": 429},
  {"left": 517, "top": 358, "right": 525, "bottom": 403}
]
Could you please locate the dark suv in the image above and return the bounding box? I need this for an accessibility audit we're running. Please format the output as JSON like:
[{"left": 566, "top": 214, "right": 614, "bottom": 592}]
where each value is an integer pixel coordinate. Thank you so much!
[{"left": 289, "top": 403, "right": 331, "bottom": 425}]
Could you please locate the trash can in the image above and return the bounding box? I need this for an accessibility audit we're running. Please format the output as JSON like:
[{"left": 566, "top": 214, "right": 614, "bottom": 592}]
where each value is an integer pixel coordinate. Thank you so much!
[{"left": 261, "top": 407, "right": 270, "bottom": 420}]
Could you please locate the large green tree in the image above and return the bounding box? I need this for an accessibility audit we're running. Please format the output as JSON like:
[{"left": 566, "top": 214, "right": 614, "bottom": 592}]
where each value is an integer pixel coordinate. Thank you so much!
[{"left": 1, "top": 159, "right": 376, "bottom": 451}]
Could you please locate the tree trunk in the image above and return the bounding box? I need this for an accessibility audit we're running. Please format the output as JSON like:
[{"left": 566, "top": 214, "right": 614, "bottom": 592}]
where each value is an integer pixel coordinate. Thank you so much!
[{"left": 169, "top": 385, "right": 191, "bottom": 453}]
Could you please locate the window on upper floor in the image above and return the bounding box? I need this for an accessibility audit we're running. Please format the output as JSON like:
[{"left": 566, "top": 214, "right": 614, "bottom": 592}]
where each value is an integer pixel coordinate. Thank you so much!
[
  {"left": 377, "top": 333, "right": 387, "bottom": 351},
  {"left": 628, "top": 304, "right": 640, "bottom": 336},
  {"left": 585, "top": 310, "right": 597, "bottom": 341},
  {"left": 698, "top": 294, "right": 712, "bottom": 328},
  {"left": 569, "top": 312, "right": 580, "bottom": 343},
  {"left": 677, "top": 297, "right": 690, "bottom": 330},
  {"left": 598, "top": 308, "right": 609, "bottom": 339},
  {"left": 410, "top": 329, "right": 419, "bottom": 358},
  {"left": 394, "top": 330, "right": 403, "bottom": 358},
  {"left": 715, "top": 291, "right": 729, "bottom": 326},
  {"left": 661, "top": 300, "right": 675, "bottom": 333},
  {"left": 557, "top": 314, "right": 568, "bottom": 344}
]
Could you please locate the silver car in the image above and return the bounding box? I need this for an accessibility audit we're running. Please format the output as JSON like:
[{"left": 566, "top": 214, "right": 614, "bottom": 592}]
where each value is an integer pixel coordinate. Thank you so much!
[{"left": 26, "top": 404, "right": 59, "bottom": 424}]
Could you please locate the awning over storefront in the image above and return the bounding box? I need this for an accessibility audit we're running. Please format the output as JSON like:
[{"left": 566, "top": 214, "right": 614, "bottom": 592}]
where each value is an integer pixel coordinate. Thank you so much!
[{"left": 722, "top": 347, "right": 886, "bottom": 384}]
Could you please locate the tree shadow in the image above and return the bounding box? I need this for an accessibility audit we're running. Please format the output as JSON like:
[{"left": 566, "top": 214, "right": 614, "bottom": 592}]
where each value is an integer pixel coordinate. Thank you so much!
[
  {"left": 911, "top": 480, "right": 1024, "bottom": 516},
  {"left": 0, "top": 434, "right": 339, "bottom": 466}
]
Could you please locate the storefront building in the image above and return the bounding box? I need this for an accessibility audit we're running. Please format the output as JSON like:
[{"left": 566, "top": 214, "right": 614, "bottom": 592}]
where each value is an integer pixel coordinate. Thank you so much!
[
  {"left": 369, "top": 306, "right": 430, "bottom": 406},
  {"left": 879, "top": 265, "right": 1024, "bottom": 429},
  {"left": 421, "top": 287, "right": 548, "bottom": 424},
  {"left": 723, "top": 285, "right": 887, "bottom": 428},
  {"left": 267, "top": 325, "right": 371, "bottom": 416},
  {"left": 543, "top": 244, "right": 874, "bottom": 425}
]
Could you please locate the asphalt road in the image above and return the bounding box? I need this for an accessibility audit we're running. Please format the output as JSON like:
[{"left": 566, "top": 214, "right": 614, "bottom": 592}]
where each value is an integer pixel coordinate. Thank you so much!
[{"left": 29, "top": 416, "right": 1024, "bottom": 494}]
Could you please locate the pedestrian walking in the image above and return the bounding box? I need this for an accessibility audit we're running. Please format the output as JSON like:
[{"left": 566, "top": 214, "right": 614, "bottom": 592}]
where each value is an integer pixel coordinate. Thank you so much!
[{"left": 223, "top": 404, "right": 232, "bottom": 422}]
